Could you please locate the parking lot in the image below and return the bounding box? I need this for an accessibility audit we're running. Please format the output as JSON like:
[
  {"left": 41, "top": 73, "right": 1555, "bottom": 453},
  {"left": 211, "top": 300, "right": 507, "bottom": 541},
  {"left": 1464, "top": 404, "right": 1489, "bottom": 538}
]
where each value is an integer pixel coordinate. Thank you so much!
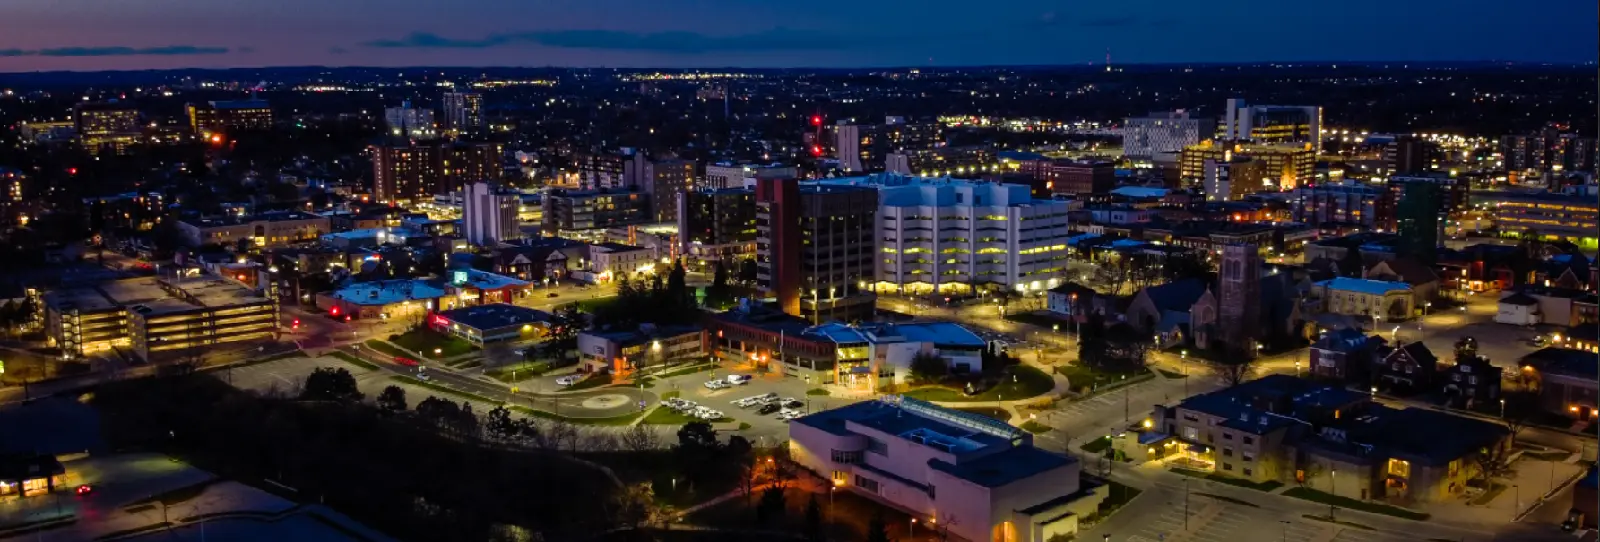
[
  {"left": 651, "top": 366, "right": 850, "bottom": 445},
  {"left": 219, "top": 354, "right": 386, "bottom": 397}
]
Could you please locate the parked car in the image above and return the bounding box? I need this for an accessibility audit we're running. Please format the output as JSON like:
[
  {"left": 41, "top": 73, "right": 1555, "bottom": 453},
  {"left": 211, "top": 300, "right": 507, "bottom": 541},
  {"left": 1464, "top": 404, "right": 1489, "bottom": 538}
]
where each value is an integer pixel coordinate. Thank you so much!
[
  {"left": 782, "top": 399, "right": 804, "bottom": 409},
  {"left": 758, "top": 403, "right": 781, "bottom": 415},
  {"left": 556, "top": 375, "right": 582, "bottom": 386},
  {"left": 547, "top": 292, "right": 560, "bottom": 298},
  {"left": 727, "top": 374, "right": 753, "bottom": 385}
]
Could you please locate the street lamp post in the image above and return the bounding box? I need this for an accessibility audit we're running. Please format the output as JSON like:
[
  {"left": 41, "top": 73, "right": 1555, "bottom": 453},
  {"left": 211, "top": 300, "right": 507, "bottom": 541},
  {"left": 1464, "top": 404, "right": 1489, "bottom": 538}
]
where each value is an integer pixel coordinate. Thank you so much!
[
  {"left": 1181, "top": 350, "right": 1188, "bottom": 395},
  {"left": 1122, "top": 374, "right": 1130, "bottom": 422},
  {"left": 1184, "top": 477, "right": 1190, "bottom": 530},
  {"left": 1514, "top": 484, "right": 1521, "bottom": 519}
]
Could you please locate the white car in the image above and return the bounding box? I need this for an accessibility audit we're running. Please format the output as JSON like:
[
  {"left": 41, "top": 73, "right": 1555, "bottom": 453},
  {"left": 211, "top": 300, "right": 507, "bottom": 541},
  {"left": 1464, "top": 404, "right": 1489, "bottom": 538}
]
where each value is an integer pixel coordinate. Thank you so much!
[
  {"left": 555, "top": 375, "right": 582, "bottom": 386},
  {"left": 704, "top": 379, "right": 732, "bottom": 390},
  {"left": 727, "top": 374, "right": 753, "bottom": 385}
]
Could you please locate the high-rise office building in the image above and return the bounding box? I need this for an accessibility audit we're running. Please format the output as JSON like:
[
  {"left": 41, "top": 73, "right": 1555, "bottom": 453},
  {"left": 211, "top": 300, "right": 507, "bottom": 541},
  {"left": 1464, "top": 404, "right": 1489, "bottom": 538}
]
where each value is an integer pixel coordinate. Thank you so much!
[
  {"left": 1384, "top": 136, "right": 1435, "bottom": 176},
  {"left": 460, "top": 182, "right": 521, "bottom": 246},
  {"left": 1289, "top": 183, "right": 1393, "bottom": 230},
  {"left": 1122, "top": 110, "right": 1215, "bottom": 159},
  {"left": 574, "top": 152, "right": 630, "bottom": 189},
  {"left": 384, "top": 101, "right": 438, "bottom": 140},
  {"left": 832, "top": 116, "right": 943, "bottom": 172},
  {"left": 1202, "top": 157, "right": 1268, "bottom": 201},
  {"left": 702, "top": 162, "right": 798, "bottom": 190},
  {"left": 1501, "top": 127, "right": 1597, "bottom": 174},
  {"left": 677, "top": 188, "right": 758, "bottom": 266},
  {"left": 755, "top": 178, "right": 878, "bottom": 322},
  {"left": 1037, "top": 159, "right": 1116, "bottom": 196},
  {"left": 1181, "top": 141, "right": 1314, "bottom": 190},
  {"left": 441, "top": 91, "right": 484, "bottom": 131},
  {"left": 1388, "top": 173, "right": 1468, "bottom": 220},
  {"left": 541, "top": 189, "right": 651, "bottom": 235},
  {"left": 371, "top": 140, "right": 504, "bottom": 204},
  {"left": 626, "top": 155, "right": 697, "bottom": 222},
  {"left": 74, "top": 101, "right": 141, "bottom": 156},
  {"left": 187, "top": 100, "right": 273, "bottom": 134},
  {"left": 1218, "top": 244, "right": 1262, "bottom": 354},
  {"left": 1221, "top": 99, "right": 1323, "bottom": 153},
  {"left": 1395, "top": 181, "right": 1443, "bottom": 263}
]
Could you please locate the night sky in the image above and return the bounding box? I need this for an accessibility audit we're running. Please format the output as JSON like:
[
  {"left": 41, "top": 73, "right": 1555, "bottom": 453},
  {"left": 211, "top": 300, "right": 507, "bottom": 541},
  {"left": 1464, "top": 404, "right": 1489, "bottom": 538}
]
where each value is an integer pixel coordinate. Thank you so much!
[{"left": 1, "top": 0, "right": 1595, "bottom": 71}]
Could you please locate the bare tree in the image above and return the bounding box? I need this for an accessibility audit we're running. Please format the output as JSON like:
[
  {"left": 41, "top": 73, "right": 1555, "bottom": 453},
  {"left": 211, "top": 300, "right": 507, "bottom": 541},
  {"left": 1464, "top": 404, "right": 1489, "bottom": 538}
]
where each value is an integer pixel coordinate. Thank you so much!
[
  {"left": 546, "top": 418, "right": 579, "bottom": 452},
  {"left": 1471, "top": 442, "right": 1513, "bottom": 485},
  {"left": 1209, "top": 355, "right": 1256, "bottom": 388},
  {"left": 620, "top": 423, "right": 661, "bottom": 452}
]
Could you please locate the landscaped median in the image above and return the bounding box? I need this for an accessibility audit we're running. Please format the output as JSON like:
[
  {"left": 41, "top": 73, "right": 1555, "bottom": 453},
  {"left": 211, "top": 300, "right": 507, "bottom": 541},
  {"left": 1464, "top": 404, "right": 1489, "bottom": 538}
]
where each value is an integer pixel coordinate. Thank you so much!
[
  {"left": 902, "top": 365, "right": 1055, "bottom": 402},
  {"left": 1169, "top": 467, "right": 1284, "bottom": 492},
  {"left": 388, "top": 375, "right": 640, "bottom": 426},
  {"left": 1282, "top": 486, "right": 1431, "bottom": 521},
  {"left": 1055, "top": 363, "right": 1152, "bottom": 396}
]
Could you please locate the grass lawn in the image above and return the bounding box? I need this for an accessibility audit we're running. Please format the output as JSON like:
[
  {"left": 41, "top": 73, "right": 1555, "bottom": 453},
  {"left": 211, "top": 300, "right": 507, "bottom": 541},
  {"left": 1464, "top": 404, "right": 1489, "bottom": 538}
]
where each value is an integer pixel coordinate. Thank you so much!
[
  {"left": 953, "top": 406, "right": 1012, "bottom": 421},
  {"left": 1301, "top": 514, "right": 1374, "bottom": 530},
  {"left": 390, "top": 329, "right": 476, "bottom": 359},
  {"left": 1055, "top": 363, "right": 1148, "bottom": 392},
  {"left": 1282, "top": 487, "right": 1430, "bottom": 521},
  {"left": 1004, "top": 311, "right": 1070, "bottom": 329},
  {"left": 805, "top": 388, "right": 831, "bottom": 396},
  {"left": 641, "top": 407, "right": 730, "bottom": 425},
  {"left": 1468, "top": 482, "right": 1507, "bottom": 505},
  {"left": 1020, "top": 420, "right": 1053, "bottom": 434},
  {"left": 652, "top": 363, "right": 715, "bottom": 379},
  {"left": 1169, "top": 468, "right": 1284, "bottom": 492},
  {"left": 575, "top": 296, "right": 620, "bottom": 314},
  {"left": 1083, "top": 481, "right": 1142, "bottom": 523},
  {"left": 486, "top": 361, "right": 552, "bottom": 383},
  {"left": 363, "top": 340, "right": 413, "bottom": 361},
  {"left": 1196, "top": 492, "right": 1259, "bottom": 507},
  {"left": 902, "top": 365, "right": 1054, "bottom": 402},
  {"left": 567, "top": 373, "right": 614, "bottom": 391},
  {"left": 326, "top": 351, "right": 379, "bottom": 371},
  {"left": 1080, "top": 436, "right": 1113, "bottom": 454},
  {"left": 391, "top": 375, "right": 501, "bottom": 404},
  {"left": 509, "top": 405, "right": 643, "bottom": 426}
]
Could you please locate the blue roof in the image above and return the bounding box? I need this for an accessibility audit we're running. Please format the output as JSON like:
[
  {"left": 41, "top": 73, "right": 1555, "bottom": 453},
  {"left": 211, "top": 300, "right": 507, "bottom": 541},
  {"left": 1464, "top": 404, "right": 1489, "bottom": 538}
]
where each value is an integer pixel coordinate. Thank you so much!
[
  {"left": 1111, "top": 186, "right": 1169, "bottom": 199},
  {"left": 331, "top": 280, "right": 446, "bottom": 306},
  {"left": 892, "top": 322, "right": 985, "bottom": 347},
  {"left": 929, "top": 446, "right": 1075, "bottom": 488},
  {"left": 1110, "top": 239, "right": 1148, "bottom": 249},
  {"left": 1315, "top": 277, "right": 1411, "bottom": 296}
]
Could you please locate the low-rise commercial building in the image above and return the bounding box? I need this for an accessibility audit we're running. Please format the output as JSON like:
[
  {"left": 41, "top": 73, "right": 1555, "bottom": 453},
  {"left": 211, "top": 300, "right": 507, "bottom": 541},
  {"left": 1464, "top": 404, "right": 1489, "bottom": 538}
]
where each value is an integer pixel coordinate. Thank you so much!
[
  {"left": 1473, "top": 191, "right": 1599, "bottom": 249},
  {"left": 1518, "top": 347, "right": 1598, "bottom": 421},
  {"left": 790, "top": 397, "right": 1101, "bottom": 542},
  {"left": 178, "top": 211, "right": 330, "bottom": 248},
  {"left": 576, "top": 325, "right": 704, "bottom": 374},
  {"left": 1151, "top": 374, "right": 1509, "bottom": 504},
  {"left": 1313, "top": 277, "right": 1414, "bottom": 321},
  {"left": 316, "top": 280, "right": 447, "bottom": 321},
  {"left": 429, "top": 303, "right": 550, "bottom": 345}
]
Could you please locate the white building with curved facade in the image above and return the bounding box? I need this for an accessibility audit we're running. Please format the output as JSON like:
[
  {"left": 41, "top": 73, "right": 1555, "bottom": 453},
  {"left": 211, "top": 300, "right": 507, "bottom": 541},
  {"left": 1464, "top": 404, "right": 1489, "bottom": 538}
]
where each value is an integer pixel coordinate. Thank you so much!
[{"left": 816, "top": 174, "right": 1072, "bottom": 296}]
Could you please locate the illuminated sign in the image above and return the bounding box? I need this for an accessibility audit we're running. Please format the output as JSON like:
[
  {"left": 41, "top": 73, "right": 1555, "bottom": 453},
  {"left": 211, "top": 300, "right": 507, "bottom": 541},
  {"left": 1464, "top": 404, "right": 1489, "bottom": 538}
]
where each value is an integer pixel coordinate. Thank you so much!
[{"left": 453, "top": 270, "right": 468, "bottom": 286}]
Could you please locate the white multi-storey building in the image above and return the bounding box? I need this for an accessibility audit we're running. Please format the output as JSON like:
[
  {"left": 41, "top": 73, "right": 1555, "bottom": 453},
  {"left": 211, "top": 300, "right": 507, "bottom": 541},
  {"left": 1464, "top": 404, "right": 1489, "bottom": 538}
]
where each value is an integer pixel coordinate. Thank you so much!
[
  {"left": 383, "top": 101, "right": 437, "bottom": 140},
  {"left": 459, "top": 182, "right": 520, "bottom": 246},
  {"left": 1122, "top": 110, "right": 1214, "bottom": 159},
  {"left": 789, "top": 396, "right": 1103, "bottom": 542},
  {"left": 1222, "top": 99, "right": 1323, "bottom": 153},
  {"left": 816, "top": 174, "right": 1072, "bottom": 295}
]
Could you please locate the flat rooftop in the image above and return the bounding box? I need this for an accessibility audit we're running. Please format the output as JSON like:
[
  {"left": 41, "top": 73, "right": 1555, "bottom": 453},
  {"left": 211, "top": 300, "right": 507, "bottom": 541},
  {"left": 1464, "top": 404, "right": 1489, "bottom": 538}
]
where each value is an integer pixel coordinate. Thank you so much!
[
  {"left": 889, "top": 322, "right": 985, "bottom": 348},
  {"left": 44, "top": 276, "right": 269, "bottom": 315},
  {"left": 329, "top": 280, "right": 446, "bottom": 306},
  {"left": 1316, "top": 277, "right": 1412, "bottom": 296},
  {"left": 436, "top": 303, "right": 549, "bottom": 330},
  {"left": 186, "top": 210, "right": 322, "bottom": 228}
]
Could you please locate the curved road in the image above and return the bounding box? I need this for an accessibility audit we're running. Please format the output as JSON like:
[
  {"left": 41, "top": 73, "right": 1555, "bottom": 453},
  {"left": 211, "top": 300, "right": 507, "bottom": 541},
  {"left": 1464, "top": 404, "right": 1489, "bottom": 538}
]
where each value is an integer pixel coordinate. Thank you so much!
[{"left": 344, "top": 345, "right": 657, "bottom": 419}]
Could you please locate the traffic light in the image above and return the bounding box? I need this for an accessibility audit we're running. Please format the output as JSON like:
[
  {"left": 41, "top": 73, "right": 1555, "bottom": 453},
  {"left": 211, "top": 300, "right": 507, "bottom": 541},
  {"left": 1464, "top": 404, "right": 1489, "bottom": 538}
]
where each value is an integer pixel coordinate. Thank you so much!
[
  {"left": 291, "top": 319, "right": 301, "bottom": 329},
  {"left": 810, "top": 115, "right": 822, "bottom": 126}
]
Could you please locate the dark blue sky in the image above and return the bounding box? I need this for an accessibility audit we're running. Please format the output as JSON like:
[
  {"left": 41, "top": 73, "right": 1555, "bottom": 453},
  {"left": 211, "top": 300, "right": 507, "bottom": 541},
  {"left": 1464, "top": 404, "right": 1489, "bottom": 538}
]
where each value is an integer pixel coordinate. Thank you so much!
[{"left": 1, "top": 0, "right": 1595, "bottom": 71}]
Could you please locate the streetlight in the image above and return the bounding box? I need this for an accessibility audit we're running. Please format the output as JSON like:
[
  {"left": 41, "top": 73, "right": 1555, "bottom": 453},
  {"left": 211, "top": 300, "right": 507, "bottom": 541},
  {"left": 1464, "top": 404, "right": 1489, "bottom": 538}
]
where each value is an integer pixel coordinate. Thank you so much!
[
  {"left": 1180, "top": 350, "right": 1188, "bottom": 395},
  {"left": 909, "top": 518, "right": 916, "bottom": 539},
  {"left": 1500, "top": 398, "right": 1506, "bottom": 419},
  {"left": 1280, "top": 520, "right": 1291, "bottom": 542}
]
